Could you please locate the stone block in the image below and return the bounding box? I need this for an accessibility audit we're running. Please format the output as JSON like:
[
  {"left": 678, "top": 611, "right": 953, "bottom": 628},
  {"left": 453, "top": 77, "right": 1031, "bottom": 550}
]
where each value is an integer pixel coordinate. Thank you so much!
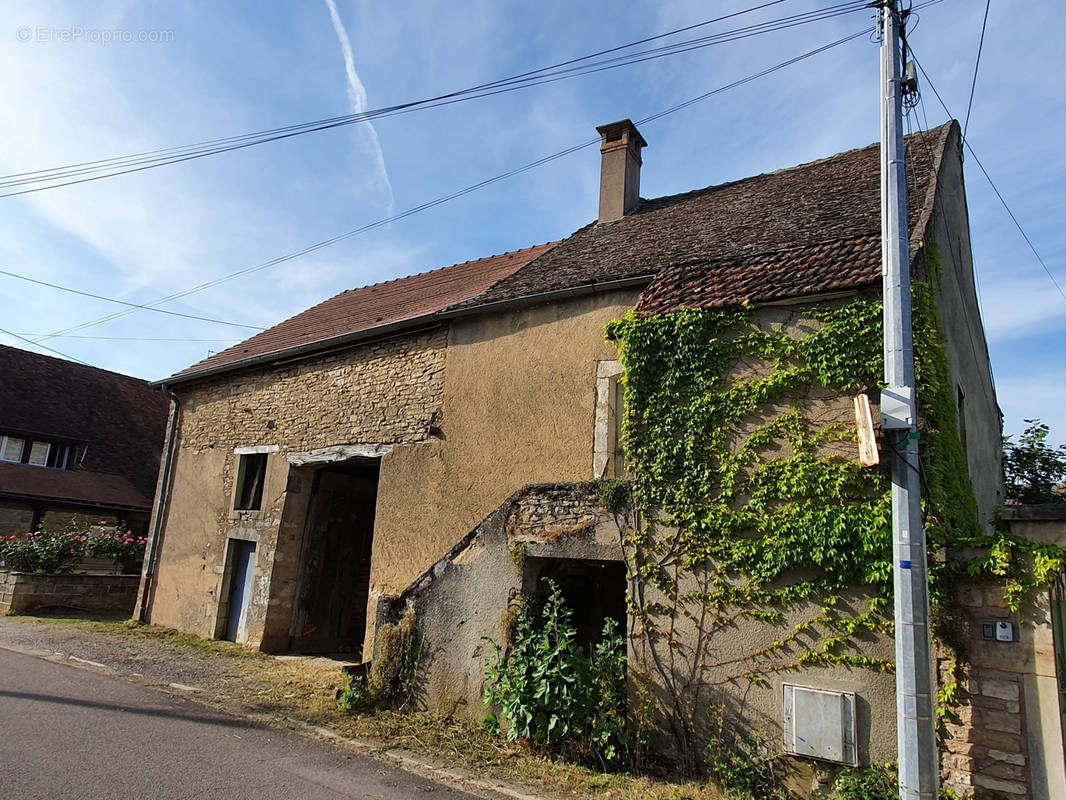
[
  {"left": 973, "top": 774, "right": 1027, "bottom": 795},
  {"left": 979, "top": 678, "right": 1019, "bottom": 702},
  {"left": 969, "top": 728, "right": 1023, "bottom": 753},
  {"left": 983, "top": 748, "right": 1026, "bottom": 766},
  {"left": 975, "top": 708, "right": 1021, "bottom": 733},
  {"left": 978, "top": 760, "right": 1026, "bottom": 781},
  {"left": 944, "top": 753, "right": 975, "bottom": 771}
]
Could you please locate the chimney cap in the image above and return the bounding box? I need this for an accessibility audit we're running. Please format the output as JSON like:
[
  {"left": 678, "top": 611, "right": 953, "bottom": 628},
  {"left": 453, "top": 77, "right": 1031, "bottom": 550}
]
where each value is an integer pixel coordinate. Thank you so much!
[{"left": 596, "top": 119, "right": 648, "bottom": 150}]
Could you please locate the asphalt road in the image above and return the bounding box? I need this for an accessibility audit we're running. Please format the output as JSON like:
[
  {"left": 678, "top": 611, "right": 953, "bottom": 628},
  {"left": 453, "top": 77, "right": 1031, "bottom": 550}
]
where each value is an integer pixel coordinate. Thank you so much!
[{"left": 0, "top": 646, "right": 478, "bottom": 800}]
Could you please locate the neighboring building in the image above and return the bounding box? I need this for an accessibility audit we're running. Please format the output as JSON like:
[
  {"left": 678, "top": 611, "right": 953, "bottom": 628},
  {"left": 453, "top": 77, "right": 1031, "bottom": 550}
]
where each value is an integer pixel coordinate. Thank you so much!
[
  {"left": 142, "top": 120, "right": 1055, "bottom": 793},
  {"left": 0, "top": 346, "right": 169, "bottom": 537}
]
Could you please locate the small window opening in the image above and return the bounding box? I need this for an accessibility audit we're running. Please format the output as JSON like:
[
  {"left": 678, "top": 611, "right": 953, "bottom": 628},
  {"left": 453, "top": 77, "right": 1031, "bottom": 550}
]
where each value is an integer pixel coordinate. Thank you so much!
[
  {"left": 0, "top": 436, "right": 25, "bottom": 463},
  {"left": 27, "top": 441, "right": 50, "bottom": 466},
  {"left": 612, "top": 378, "right": 626, "bottom": 477},
  {"left": 46, "top": 444, "right": 72, "bottom": 469},
  {"left": 235, "top": 453, "right": 267, "bottom": 511},
  {"left": 594, "top": 361, "right": 626, "bottom": 479},
  {"left": 524, "top": 557, "right": 627, "bottom": 654}
]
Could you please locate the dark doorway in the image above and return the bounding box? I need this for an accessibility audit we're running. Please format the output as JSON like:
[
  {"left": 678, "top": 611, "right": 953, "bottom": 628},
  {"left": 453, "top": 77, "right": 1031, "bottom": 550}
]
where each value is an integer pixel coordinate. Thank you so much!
[
  {"left": 524, "top": 557, "right": 627, "bottom": 653},
  {"left": 291, "top": 461, "right": 379, "bottom": 653},
  {"left": 223, "top": 539, "right": 257, "bottom": 642}
]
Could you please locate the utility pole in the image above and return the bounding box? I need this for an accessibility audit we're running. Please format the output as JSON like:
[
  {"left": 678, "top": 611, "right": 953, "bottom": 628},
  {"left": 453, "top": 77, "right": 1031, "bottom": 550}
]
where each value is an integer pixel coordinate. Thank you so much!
[{"left": 879, "top": 2, "right": 938, "bottom": 798}]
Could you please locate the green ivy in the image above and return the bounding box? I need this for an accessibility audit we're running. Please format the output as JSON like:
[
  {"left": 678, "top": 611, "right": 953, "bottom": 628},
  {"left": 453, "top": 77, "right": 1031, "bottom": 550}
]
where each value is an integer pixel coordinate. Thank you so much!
[{"left": 609, "top": 296, "right": 896, "bottom": 678}]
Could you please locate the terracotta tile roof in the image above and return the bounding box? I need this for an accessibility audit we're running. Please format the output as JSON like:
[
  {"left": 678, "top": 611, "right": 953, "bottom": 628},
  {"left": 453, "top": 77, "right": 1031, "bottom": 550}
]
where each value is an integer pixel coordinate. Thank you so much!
[
  {"left": 0, "top": 462, "right": 152, "bottom": 511},
  {"left": 454, "top": 122, "right": 954, "bottom": 314},
  {"left": 170, "top": 243, "right": 556, "bottom": 381},
  {"left": 0, "top": 346, "right": 168, "bottom": 499},
  {"left": 166, "top": 122, "right": 955, "bottom": 384}
]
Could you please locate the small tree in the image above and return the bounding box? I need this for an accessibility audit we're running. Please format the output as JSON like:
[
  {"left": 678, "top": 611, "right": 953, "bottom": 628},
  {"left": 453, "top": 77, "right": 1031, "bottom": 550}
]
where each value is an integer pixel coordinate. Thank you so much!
[{"left": 1004, "top": 420, "right": 1066, "bottom": 504}]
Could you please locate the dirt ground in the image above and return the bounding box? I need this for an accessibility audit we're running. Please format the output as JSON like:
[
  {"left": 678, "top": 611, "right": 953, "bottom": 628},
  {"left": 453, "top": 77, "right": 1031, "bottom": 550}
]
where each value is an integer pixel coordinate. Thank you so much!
[{"left": 0, "top": 613, "right": 725, "bottom": 800}]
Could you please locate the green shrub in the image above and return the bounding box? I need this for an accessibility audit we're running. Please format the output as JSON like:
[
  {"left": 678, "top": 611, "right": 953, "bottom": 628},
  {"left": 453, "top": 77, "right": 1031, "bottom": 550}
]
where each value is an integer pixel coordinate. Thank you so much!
[
  {"left": 828, "top": 765, "right": 897, "bottom": 800},
  {"left": 483, "top": 580, "right": 629, "bottom": 769},
  {"left": 337, "top": 673, "right": 375, "bottom": 712},
  {"left": 0, "top": 516, "right": 147, "bottom": 573},
  {"left": 0, "top": 529, "right": 84, "bottom": 573}
]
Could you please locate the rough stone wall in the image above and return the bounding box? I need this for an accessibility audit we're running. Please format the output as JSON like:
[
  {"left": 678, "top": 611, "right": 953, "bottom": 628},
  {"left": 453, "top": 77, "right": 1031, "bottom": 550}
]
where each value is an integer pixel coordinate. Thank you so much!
[
  {"left": 178, "top": 330, "right": 447, "bottom": 454},
  {"left": 505, "top": 485, "right": 602, "bottom": 540},
  {"left": 938, "top": 578, "right": 1034, "bottom": 798},
  {"left": 0, "top": 569, "right": 139, "bottom": 614},
  {"left": 147, "top": 330, "right": 447, "bottom": 648},
  {"left": 938, "top": 510, "right": 1066, "bottom": 800},
  {"left": 42, "top": 510, "right": 121, "bottom": 530},
  {"left": 0, "top": 504, "right": 33, "bottom": 537}
]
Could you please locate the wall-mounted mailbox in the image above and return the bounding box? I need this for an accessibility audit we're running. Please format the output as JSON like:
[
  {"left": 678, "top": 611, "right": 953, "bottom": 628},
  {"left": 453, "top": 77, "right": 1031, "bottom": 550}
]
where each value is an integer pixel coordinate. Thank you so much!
[
  {"left": 981, "top": 620, "right": 1015, "bottom": 642},
  {"left": 783, "top": 684, "right": 857, "bottom": 766}
]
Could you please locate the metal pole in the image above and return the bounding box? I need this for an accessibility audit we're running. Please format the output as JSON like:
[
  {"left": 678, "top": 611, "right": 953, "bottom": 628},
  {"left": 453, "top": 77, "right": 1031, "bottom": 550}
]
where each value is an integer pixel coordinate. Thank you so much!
[{"left": 880, "top": 3, "right": 938, "bottom": 798}]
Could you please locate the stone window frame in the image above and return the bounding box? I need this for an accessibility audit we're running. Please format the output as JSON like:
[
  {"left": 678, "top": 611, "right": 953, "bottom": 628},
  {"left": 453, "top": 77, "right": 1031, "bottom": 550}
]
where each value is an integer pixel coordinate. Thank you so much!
[
  {"left": 229, "top": 445, "right": 279, "bottom": 519},
  {"left": 593, "top": 360, "right": 625, "bottom": 478}
]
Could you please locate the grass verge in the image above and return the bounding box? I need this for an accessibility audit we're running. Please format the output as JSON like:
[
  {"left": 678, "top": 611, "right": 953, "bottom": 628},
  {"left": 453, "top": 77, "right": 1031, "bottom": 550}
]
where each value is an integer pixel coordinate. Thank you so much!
[{"left": 4, "top": 612, "right": 725, "bottom": 800}]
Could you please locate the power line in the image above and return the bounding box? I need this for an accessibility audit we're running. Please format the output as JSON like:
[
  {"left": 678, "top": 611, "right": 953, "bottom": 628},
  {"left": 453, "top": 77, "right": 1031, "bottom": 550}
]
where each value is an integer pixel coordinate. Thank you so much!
[
  {"left": 910, "top": 52, "right": 1066, "bottom": 305},
  {"left": 30, "top": 26, "right": 872, "bottom": 345},
  {"left": 0, "top": 325, "right": 88, "bottom": 365},
  {"left": 12, "top": 334, "right": 244, "bottom": 342},
  {"left": 0, "top": 269, "right": 267, "bottom": 330},
  {"left": 963, "top": 0, "right": 991, "bottom": 140},
  {"left": 0, "top": 1, "right": 878, "bottom": 198}
]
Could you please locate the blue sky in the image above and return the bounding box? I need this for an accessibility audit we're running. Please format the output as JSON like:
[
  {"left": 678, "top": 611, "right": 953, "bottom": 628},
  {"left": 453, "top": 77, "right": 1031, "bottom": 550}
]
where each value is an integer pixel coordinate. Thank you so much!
[{"left": 0, "top": 1, "right": 1062, "bottom": 447}]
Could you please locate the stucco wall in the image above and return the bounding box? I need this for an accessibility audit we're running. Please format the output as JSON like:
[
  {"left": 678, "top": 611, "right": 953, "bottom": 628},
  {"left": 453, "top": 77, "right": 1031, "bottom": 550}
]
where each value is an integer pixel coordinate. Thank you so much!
[
  {"left": 378, "top": 484, "right": 624, "bottom": 720},
  {"left": 147, "top": 330, "right": 447, "bottom": 647},
  {"left": 378, "top": 299, "right": 902, "bottom": 776},
  {"left": 368, "top": 289, "right": 640, "bottom": 653},
  {"left": 923, "top": 126, "right": 1004, "bottom": 530}
]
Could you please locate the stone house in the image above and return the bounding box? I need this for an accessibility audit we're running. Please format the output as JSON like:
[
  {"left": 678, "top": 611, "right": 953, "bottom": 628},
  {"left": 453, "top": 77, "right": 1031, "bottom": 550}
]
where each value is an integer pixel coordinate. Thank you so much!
[
  {"left": 0, "top": 345, "right": 169, "bottom": 537},
  {"left": 140, "top": 120, "right": 1065, "bottom": 794}
]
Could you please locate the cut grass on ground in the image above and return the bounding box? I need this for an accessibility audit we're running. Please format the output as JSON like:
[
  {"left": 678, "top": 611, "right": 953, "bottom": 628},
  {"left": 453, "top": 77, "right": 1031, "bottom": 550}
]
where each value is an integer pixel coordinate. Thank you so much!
[{"left": 3, "top": 612, "right": 726, "bottom": 800}]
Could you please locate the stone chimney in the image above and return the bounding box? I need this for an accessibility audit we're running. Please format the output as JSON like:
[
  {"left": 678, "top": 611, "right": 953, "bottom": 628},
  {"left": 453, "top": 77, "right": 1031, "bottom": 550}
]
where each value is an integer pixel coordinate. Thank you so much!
[{"left": 596, "top": 119, "right": 647, "bottom": 223}]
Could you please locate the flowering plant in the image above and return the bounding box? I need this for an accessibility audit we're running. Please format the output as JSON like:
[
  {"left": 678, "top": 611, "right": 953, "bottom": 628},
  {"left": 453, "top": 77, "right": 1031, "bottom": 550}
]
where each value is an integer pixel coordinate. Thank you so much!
[
  {"left": 0, "top": 529, "right": 84, "bottom": 573},
  {"left": 85, "top": 526, "right": 148, "bottom": 562},
  {"left": 0, "top": 516, "right": 147, "bottom": 573}
]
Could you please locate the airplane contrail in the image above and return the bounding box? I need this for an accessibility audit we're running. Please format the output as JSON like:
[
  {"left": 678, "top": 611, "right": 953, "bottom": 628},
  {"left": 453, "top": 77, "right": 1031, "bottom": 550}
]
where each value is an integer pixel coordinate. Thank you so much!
[{"left": 324, "top": 0, "right": 395, "bottom": 214}]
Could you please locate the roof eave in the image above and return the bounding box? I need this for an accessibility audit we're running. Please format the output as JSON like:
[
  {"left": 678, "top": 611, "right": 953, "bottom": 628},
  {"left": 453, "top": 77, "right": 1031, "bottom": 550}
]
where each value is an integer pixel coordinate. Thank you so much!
[
  {"left": 155, "top": 313, "right": 443, "bottom": 388},
  {"left": 0, "top": 489, "right": 152, "bottom": 512}
]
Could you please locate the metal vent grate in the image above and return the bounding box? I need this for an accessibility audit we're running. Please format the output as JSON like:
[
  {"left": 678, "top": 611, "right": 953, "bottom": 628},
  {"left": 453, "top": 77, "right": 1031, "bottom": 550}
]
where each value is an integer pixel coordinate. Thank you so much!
[{"left": 782, "top": 684, "right": 857, "bottom": 765}]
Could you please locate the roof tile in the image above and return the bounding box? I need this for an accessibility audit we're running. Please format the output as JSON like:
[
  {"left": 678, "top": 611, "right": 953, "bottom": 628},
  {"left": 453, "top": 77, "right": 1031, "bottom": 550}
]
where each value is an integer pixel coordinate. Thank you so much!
[{"left": 171, "top": 242, "right": 556, "bottom": 381}]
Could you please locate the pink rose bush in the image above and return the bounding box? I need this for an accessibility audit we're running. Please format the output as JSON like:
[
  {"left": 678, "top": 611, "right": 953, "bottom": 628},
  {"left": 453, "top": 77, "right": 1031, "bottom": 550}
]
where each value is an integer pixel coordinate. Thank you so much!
[{"left": 0, "top": 516, "right": 147, "bottom": 573}]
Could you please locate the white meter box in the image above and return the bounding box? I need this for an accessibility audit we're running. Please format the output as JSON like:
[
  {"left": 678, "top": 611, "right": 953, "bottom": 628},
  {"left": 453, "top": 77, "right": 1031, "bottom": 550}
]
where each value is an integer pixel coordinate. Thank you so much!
[{"left": 782, "top": 684, "right": 857, "bottom": 765}]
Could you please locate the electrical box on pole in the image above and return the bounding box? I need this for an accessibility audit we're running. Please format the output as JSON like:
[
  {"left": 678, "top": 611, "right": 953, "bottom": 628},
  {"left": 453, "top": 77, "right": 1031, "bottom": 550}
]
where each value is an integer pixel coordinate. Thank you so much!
[{"left": 879, "top": 2, "right": 938, "bottom": 798}]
